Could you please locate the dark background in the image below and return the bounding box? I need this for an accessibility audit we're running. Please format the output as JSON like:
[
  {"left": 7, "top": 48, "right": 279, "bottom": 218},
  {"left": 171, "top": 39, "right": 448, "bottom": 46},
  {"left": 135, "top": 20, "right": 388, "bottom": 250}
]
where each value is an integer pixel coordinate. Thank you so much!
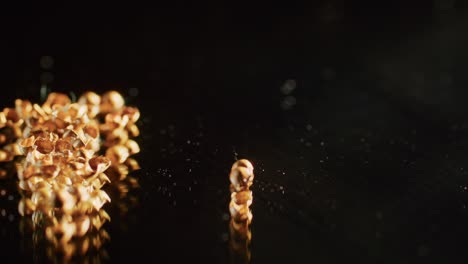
[{"left": 2, "top": 1, "right": 468, "bottom": 263}]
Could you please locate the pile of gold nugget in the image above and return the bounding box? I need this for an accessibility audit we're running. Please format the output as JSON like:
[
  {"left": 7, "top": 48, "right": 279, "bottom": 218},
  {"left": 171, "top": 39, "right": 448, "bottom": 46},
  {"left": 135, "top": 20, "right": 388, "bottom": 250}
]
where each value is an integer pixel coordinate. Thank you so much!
[{"left": 0, "top": 90, "right": 140, "bottom": 260}]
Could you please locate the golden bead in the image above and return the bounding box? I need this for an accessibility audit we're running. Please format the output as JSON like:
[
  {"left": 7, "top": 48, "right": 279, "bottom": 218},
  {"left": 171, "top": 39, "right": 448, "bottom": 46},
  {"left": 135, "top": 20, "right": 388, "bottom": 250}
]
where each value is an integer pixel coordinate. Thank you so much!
[
  {"left": 78, "top": 91, "right": 101, "bottom": 106},
  {"left": 101, "top": 91, "right": 125, "bottom": 113}
]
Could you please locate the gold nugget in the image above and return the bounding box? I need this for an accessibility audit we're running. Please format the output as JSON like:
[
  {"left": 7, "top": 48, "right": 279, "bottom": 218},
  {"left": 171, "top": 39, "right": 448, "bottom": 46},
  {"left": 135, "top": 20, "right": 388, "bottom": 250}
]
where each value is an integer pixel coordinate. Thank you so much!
[{"left": 229, "top": 159, "right": 254, "bottom": 264}]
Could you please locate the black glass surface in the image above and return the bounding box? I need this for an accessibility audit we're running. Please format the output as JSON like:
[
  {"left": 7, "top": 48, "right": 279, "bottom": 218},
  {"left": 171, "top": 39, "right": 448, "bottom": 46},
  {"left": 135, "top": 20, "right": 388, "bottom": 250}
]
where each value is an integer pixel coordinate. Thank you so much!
[{"left": 2, "top": 2, "right": 468, "bottom": 263}]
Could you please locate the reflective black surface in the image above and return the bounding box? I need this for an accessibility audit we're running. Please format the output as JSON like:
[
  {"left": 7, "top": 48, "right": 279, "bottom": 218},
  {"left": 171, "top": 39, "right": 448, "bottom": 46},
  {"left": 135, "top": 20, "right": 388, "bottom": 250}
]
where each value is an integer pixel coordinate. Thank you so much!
[{"left": 2, "top": 2, "right": 468, "bottom": 263}]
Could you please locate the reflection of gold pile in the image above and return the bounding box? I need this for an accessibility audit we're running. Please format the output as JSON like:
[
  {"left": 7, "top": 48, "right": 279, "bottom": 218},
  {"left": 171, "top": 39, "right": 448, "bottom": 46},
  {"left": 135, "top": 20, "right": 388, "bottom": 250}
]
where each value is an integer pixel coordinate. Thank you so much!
[
  {"left": 228, "top": 159, "right": 254, "bottom": 264},
  {"left": 0, "top": 90, "right": 140, "bottom": 261},
  {"left": 19, "top": 207, "right": 111, "bottom": 263}
]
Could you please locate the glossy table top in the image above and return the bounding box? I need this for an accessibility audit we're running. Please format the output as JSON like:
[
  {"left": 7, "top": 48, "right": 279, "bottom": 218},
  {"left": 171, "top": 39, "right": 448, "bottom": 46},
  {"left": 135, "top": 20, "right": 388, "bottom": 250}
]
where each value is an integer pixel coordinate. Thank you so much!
[{"left": 1, "top": 2, "right": 468, "bottom": 263}]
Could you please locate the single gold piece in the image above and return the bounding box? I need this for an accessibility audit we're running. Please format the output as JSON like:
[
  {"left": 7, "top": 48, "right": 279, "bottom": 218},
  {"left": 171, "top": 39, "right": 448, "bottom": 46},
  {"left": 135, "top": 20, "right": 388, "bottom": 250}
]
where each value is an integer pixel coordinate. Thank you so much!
[{"left": 229, "top": 159, "right": 253, "bottom": 264}]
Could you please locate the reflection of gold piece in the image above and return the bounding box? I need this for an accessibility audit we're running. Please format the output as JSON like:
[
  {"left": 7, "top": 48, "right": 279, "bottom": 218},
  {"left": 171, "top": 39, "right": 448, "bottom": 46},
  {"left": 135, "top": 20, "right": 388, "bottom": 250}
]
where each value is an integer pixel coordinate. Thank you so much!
[
  {"left": 0, "top": 90, "right": 141, "bottom": 262},
  {"left": 229, "top": 159, "right": 253, "bottom": 264},
  {"left": 229, "top": 219, "right": 252, "bottom": 257}
]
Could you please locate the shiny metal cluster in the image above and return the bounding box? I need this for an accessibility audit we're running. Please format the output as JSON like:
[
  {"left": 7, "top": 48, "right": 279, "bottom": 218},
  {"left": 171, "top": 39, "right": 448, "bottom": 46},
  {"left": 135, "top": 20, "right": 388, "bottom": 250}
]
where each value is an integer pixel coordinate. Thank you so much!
[
  {"left": 0, "top": 90, "right": 140, "bottom": 260},
  {"left": 228, "top": 159, "right": 254, "bottom": 263}
]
